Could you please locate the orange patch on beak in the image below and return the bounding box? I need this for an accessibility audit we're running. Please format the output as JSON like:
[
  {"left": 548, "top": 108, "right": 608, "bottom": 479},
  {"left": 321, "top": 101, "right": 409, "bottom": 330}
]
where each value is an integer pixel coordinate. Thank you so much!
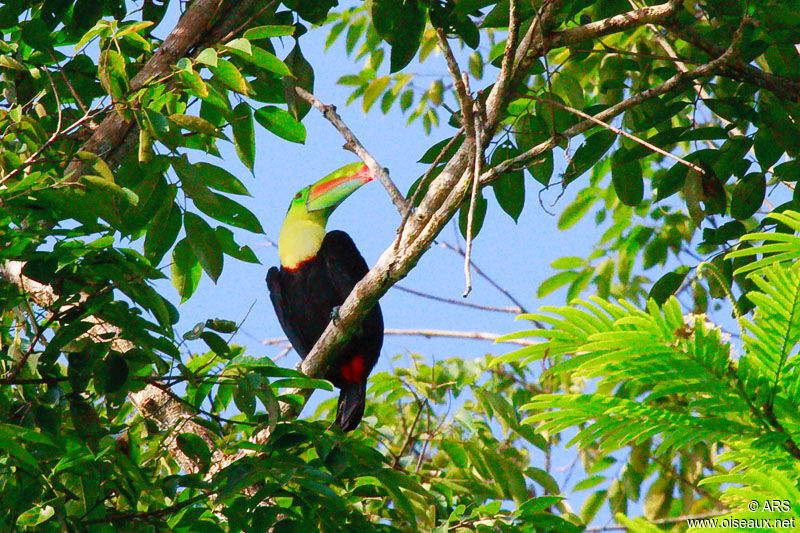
[{"left": 309, "top": 164, "right": 373, "bottom": 202}]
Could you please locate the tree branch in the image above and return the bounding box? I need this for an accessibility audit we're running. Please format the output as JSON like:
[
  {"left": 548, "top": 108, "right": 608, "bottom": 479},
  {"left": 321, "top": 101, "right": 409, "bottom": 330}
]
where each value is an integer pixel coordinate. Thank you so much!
[{"left": 1, "top": 261, "right": 225, "bottom": 474}]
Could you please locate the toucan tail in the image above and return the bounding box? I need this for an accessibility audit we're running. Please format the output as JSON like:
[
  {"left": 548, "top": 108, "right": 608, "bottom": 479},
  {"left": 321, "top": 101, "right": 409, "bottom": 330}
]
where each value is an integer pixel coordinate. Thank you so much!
[{"left": 335, "top": 380, "right": 367, "bottom": 432}]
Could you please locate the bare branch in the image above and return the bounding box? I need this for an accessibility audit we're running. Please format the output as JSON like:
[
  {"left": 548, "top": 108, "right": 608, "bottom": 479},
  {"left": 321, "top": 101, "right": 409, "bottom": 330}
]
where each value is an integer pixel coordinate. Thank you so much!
[
  {"left": 435, "top": 27, "right": 474, "bottom": 135},
  {"left": 393, "top": 284, "right": 522, "bottom": 314},
  {"left": 294, "top": 86, "right": 409, "bottom": 216},
  {"left": 462, "top": 101, "right": 484, "bottom": 297}
]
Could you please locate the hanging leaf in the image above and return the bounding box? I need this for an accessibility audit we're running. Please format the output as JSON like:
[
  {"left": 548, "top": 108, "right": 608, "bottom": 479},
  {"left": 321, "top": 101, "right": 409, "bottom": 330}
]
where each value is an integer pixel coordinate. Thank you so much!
[
  {"left": 611, "top": 152, "right": 643, "bottom": 206},
  {"left": 171, "top": 238, "right": 202, "bottom": 302},
  {"left": 371, "top": 0, "right": 426, "bottom": 72},
  {"left": 649, "top": 267, "right": 689, "bottom": 305},
  {"left": 730, "top": 172, "right": 766, "bottom": 220},
  {"left": 231, "top": 103, "right": 255, "bottom": 171},
  {"left": 254, "top": 106, "right": 306, "bottom": 144},
  {"left": 283, "top": 42, "right": 315, "bottom": 120},
  {"left": 184, "top": 213, "right": 224, "bottom": 282},
  {"left": 491, "top": 144, "right": 525, "bottom": 222}
]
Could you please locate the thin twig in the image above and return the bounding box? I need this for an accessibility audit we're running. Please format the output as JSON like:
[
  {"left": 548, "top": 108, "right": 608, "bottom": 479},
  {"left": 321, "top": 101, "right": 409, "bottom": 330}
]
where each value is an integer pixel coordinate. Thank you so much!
[
  {"left": 255, "top": 328, "right": 537, "bottom": 348},
  {"left": 50, "top": 53, "right": 89, "bottom": 115},
  {"left": 396, "top": 127, "right": 466, "bottom": 246},
  {"left": 385, "top": 328, "right": 537, "bottom": 346},
  {"left": 393, "top": 284, "right": 522, "bottom": 314},
  {"left": 439, "top": 241, "right": 529, "bottom": 313},
  {"left": 463, "top": 102, "right": 483, "bottom": 298},
  {"left": 530, "top": 94, "right": 705, "bottom": 173},
  {"left": 435, "top": 28, "right": 474, "bottom": 135},
  {"left": 391, "top": 398, "right": 426, "bottom": 468},
  {"left": 294, "top": 87, "right": 409, "bottom": 215}
]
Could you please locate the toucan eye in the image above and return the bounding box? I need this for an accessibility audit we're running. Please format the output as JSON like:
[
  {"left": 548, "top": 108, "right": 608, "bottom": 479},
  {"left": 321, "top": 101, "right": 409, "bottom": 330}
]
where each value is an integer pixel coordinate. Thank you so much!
[{"left": 294, "top": 192, "right": 302, "bottom": 199}]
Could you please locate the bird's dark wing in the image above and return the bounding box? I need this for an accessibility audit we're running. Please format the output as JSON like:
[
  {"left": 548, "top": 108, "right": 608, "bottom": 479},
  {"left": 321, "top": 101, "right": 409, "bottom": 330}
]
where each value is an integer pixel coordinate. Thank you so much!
[
  {"left": 267, "top": 266, "right": 309, "bottom": 357},
  {"left": 317, "top": 230, "right": 369, "bottom": 300},
  {"left": 318, "top": 230, "right": 383, "bottom": 348}
]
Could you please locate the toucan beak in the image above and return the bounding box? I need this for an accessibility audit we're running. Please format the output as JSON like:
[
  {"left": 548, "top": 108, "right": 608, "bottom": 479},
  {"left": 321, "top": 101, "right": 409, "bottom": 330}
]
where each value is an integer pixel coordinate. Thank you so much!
[{"left": 306, "top": 163, "right": 373, "bottom": 212}]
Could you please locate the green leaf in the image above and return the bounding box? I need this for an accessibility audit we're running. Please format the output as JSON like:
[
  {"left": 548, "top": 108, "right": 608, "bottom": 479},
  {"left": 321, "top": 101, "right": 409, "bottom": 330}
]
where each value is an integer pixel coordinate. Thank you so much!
[
  {"left": 184, "top": 213, "right": 224, "bottom": 282},
  {"left": 172, "top": 238, "right": 202, "bottom": 302},
  {"left": 229, "top": 45, "right": 292, "bottom": 77},
  {"left": 580, "top": 490, "right": 607, "bottom": 524},
  {"left": 558, "top": 189, "right": 597, "bottom": 230},
  {"left": 195, "top": 47, "right": 218, "bottom": 67},
  {"left": 371, "top": 0, "right": 425, "bottom": 72},
  {"left": 16, "top": 505, "right": 55, "bottom": 527},
  {"left": 178, "top": 67, "right": 210, "bottom": 98},
  {"left": 234, "top": 375, "right": 257, "bottom": 416},
  {"left": 201, "top": 331, "right": 231, "bottom": 357},
  {"left": 537, "top": 271, "right": 578, "bottom": 298},
  {"left": 243, "top": 25, "right": 295, "bottom": 40},
  {"left": 215, "top": 227, "right": 260, "bottom": 263},
  {"left": 754, "top": 129, "right": 783, "bottom": 170},
  {"left": 363, "top": 76, "right": 391, "bottom": 112},
  {"left": 210, "top": 58, "right": 249, "bottom": 94},
  {"left": 194, "top": 163, "right": 250, "bottom": 195},
  {"left": 730, "top": 172, "right": 766, "bottom": 220},
  {"left": 231, "top": 103, "right": 255, "bottom": 171},
  {"left": 169, "top": 113, "right": 219, "bottom": 136},
  {"left": 100, "top": 352, "right": 129, "bottom": 393},
  {"left": 176, "top": 433, "right": 211, "bottom": 471},
  {"left": 491, "top": 145, "right": 525, "bottom": 222},
  {"left": 562, "top": 130, "right": 616, "bottom": 185},
  {"left": 611, "top": 153, "right": 644, "bottom": 206},
  {"left": 98, "top": 49, "right": 128, "bottom": 100},
  {"left": 283, "top": 42, "right": 315, "bottom": 120},
  {"left": 194, "top": 192, "right": 264, "bottom": 233},
  {"left": 144, "top": 197, "right": 181, "bottom": 265},
  {"left": 649, "top": 268, "right": 689, "bottom": 305},
  {"left": 254, "top": 106, "right": 306, "bottom": 144},
  {"left": 551, "top": 256, "right": 585, "bottom": 269}
]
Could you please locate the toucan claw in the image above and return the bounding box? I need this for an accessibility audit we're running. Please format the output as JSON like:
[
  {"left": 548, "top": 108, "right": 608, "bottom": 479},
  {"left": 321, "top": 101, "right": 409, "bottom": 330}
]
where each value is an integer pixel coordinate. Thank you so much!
[{"left": 329, "top": 306, "right": 342, "bottom": 326}]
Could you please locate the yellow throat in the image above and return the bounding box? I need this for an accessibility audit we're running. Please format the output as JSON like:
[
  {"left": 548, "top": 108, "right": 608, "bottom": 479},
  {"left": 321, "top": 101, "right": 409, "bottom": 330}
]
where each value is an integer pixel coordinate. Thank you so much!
[{"left": 278, "top": 206, "right": 327, "bottom": 269}]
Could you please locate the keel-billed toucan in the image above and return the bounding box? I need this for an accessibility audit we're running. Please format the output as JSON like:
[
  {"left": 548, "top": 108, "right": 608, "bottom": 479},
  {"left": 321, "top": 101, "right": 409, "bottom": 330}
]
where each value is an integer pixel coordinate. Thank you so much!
[{"left": 267, "top": 163, "right": 383, "bottom": 432}]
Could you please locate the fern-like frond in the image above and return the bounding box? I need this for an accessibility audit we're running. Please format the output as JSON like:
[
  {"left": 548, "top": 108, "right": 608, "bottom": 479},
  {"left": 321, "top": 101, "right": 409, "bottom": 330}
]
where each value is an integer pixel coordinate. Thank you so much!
[
  {"left": 727, "top": 210, "right": 800, "bottom": 276},
  {"left": 524, "top": 394, "right": 757, "bottom": 454},
  {"left": 739, "top": 262, "right": 800, "bottom": 417}
]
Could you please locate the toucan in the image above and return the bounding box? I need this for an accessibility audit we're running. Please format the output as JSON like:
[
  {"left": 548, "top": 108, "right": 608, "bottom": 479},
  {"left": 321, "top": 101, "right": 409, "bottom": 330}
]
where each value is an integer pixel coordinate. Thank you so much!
[{"left": 266, "top": 162, "right": 383, "bottom": 432}]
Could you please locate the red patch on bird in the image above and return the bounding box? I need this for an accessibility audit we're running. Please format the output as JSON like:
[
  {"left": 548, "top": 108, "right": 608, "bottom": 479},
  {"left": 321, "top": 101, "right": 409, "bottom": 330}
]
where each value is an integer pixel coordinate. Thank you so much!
[{"left": 340, "top": 353, "right": 365, "bottom": 383}]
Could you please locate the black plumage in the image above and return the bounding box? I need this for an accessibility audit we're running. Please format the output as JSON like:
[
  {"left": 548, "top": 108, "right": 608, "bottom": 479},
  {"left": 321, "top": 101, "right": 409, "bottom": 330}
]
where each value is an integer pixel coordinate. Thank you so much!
[{"left": 267, "top": 230, "right": 383, "bottom": 431}]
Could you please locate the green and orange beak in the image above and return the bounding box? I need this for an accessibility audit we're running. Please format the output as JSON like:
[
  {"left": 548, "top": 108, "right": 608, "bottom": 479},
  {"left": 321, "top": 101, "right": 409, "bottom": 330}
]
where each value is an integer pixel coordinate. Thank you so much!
[{"left": 305, "top": 162, "right": 374, "bottom": 212}]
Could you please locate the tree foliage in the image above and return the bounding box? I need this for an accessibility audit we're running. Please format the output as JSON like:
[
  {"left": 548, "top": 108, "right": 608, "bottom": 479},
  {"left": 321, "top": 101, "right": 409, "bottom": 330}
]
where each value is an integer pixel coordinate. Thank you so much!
[{"left": 2, "top": 0, "right": 800, "bottom": 530}]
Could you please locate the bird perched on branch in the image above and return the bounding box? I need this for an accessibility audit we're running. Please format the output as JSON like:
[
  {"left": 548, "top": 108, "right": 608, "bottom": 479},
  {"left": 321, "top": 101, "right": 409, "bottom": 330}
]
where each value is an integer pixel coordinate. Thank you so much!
[{"left": 267, "top": 163, "right": 383, "bottom": 432}]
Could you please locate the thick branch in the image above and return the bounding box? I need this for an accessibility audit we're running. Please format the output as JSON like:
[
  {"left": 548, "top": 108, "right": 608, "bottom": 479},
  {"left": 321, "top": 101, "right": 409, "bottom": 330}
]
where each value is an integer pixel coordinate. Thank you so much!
[{"left": 1, "top": 262, "right": 223, "bottom": 474}]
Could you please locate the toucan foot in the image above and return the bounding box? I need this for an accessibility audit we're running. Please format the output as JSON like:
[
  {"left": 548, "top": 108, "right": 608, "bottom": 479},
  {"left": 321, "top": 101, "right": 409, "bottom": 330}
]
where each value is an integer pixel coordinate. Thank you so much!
[{"left": 329, "top": 306, "right": 342, "bottom": 326}]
